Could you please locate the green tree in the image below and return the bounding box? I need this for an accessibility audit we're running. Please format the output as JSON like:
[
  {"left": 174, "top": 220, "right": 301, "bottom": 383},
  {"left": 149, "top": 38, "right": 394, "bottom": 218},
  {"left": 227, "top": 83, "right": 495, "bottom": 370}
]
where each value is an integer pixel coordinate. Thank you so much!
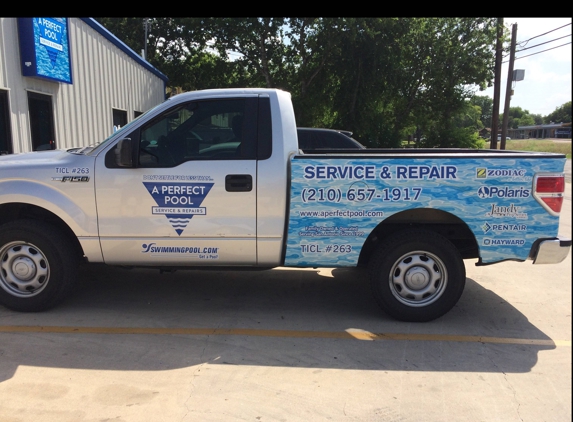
[
  {"left": 391, "top": 18, "right": 498, "bottom": 148},
  {"left": 531, "top": 113, "right": 543, "bottom": 125},
  {"left": 97, "top": 17, "right": 500, "bottom": 148},
  {"left": 500, "top": 106, "right": 539, "bottom": 129},
  {"left": 422, "top": 102, "right": 485, "bottom": 149},
  {"left": 470, "top": 95, "right": 493, "bottom": 128},
  {"left": 544, "top": 101, "right": 572, "bottom": 124},
  {"left": 302, "top": 18, "right": 499, "bottom": 147}
]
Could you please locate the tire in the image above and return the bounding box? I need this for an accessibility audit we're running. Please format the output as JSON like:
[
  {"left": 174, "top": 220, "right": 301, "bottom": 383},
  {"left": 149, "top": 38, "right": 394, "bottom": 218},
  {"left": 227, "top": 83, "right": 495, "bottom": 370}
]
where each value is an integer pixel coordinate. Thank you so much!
[
  {"left": 368, "top": 229, "right": 466, "bottom": 322},
  {"left": 0, "top": 220, "right": 79, "bottom": 312}
]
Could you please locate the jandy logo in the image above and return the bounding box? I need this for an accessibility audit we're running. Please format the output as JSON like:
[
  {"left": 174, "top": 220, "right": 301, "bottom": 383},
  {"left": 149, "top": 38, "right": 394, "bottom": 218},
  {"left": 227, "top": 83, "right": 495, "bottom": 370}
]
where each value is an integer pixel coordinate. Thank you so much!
[
  {"left": 477, "top": 186, "right": 530, "bottom": 199},
  {"left": 485, "top": 203, "right": 528, "bottom": 219}
]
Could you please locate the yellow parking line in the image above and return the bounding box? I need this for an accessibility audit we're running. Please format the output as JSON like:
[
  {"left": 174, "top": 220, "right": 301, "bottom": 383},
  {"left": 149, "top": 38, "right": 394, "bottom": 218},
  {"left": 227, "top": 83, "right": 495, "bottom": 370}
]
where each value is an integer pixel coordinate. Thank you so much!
[{"left": 0, "top": 325, "right": 569, "bottom": 347}]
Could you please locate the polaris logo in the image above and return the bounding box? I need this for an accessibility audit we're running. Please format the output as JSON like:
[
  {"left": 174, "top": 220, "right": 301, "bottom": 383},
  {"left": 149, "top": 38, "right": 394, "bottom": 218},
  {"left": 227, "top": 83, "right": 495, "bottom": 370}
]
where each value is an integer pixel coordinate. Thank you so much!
[{"left": 477, "top": 186, "right": 530, "bottom": 199}]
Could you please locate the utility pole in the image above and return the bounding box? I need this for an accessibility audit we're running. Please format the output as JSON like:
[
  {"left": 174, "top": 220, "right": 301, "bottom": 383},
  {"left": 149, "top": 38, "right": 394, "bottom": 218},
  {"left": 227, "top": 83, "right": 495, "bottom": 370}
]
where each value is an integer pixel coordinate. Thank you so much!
[
  {"left": 500, "top": 23, "right": 517, "bottom": 150},
  {"left": 142, "top": 19, "right": 151, "bottom": 60},
  {"left": 490, "top": 18, "right": 504, "bottom": 150}
]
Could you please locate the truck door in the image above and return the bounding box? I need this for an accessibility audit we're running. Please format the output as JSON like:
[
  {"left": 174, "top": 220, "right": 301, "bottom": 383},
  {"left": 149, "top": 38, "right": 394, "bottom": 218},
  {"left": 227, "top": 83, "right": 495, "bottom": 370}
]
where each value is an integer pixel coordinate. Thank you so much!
[{"left": 94, "top": 97, "right": 261, "bottom": 265}]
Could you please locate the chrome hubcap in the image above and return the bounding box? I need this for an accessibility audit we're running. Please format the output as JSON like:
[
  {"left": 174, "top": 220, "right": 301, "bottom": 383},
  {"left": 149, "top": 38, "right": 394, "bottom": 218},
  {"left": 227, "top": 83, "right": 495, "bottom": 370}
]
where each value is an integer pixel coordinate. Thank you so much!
[
  {"left": 0, "top": 242, "right": 50, "bottom": 297},
  {"left": 404, "top": 266, "right": 430, "bottom": 290},
  {"left": 389, "top": 251, "right": 448, "bottom": 307}
]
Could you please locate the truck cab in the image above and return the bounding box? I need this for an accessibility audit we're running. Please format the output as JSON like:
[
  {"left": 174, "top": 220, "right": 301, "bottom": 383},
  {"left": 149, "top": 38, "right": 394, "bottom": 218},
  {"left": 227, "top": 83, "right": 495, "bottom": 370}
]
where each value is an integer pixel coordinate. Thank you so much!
[{"left": 91, "top": 88, "right": 298, "bottom": 267}]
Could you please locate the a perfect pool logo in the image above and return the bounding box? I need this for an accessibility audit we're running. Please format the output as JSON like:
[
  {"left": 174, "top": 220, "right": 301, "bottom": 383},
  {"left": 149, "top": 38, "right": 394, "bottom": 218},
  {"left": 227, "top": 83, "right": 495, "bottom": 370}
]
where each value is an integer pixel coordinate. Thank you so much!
[
  {"left": 37, "top": 18, "right": 64, "bottom": 67},
  {"left": 143, "top": 182, "right": 214, "bottom": 235}
]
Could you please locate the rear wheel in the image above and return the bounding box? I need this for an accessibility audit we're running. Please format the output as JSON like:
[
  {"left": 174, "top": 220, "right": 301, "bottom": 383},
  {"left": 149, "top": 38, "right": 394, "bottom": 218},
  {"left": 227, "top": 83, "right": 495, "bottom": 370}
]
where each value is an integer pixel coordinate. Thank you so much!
[
  {"left": 0, "top": 220, "right": 78, "bottom": 311},
  {"left": 368, "top": 229, "right": 465, "bottom": 322}
]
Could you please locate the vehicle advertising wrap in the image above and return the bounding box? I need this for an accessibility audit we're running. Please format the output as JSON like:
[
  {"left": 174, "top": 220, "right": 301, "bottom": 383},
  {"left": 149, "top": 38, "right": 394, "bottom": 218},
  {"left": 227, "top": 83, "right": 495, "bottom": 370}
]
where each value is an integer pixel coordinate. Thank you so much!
[{"left": 285, "top": 156, "right": 564, "bottom": 266}]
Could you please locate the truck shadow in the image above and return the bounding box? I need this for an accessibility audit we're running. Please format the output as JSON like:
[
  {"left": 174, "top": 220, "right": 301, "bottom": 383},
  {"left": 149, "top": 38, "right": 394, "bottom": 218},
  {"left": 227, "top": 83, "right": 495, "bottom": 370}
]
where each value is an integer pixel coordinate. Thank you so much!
[{"left": 0, "top": 264, "right": 556, "bottom": 382}]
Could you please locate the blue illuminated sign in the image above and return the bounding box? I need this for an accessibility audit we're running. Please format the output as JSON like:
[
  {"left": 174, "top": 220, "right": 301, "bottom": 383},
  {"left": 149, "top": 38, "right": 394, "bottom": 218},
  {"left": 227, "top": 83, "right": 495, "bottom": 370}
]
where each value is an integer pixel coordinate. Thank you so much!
[{"left": 18, "top": 18, "right": 72, "bottom": 84}]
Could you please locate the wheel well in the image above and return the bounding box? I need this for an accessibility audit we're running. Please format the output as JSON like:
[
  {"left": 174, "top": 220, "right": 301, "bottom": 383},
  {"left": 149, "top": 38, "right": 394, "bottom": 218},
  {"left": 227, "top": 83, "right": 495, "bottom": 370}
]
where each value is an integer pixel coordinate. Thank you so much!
[
  {"left": 0, "top": 203, "right": 84, "bottom": 260},
  {"left": 358, "top": 208, "right": 479, "bottom": 267}
]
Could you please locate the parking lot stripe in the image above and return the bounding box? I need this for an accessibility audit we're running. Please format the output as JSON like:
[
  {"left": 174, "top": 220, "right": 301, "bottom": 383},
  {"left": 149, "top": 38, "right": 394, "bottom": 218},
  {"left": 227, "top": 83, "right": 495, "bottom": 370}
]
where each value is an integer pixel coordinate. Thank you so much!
[{"left": 0, "top": 325, "right": 570, "bottom": 346}]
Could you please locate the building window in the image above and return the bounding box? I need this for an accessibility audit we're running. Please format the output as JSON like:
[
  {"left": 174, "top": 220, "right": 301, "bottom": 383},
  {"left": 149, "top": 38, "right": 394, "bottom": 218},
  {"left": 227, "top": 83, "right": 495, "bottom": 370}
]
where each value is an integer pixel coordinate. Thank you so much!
[
  {"left": 134, "top": 110, "right": 143, "bottom": 118},
  {"left": 0, "top": 90, "right": 13, "bottom": 154},
  {"left": 113, "top": 109, "right": 127, "bottom": 133},
  {"left": 28, "top": 92, "right": 56, "bottom": 151}
]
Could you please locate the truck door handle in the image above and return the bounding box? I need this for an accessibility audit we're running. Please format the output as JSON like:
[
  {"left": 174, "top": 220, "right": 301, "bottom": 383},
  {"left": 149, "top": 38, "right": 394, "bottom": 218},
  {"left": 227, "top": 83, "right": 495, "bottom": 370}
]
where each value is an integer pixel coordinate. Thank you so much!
[{"left": 225, "top": 174, "right": 253, "bottom": 192}]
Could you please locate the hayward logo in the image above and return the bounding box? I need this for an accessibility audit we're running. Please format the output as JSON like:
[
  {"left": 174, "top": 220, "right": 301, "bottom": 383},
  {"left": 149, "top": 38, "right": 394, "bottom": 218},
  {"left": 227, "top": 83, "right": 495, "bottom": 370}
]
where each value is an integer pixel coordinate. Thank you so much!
[
  {"left": 483, "top": 238, "right": 525, "bottom": 246},
  {"left": 481, "top": 222, "right": 527, "bottom": 234},
  {"left": 143, "top": 181, "right": 214, "bottom": 235},
  {"left": 477, "top": 186, "right": 530, "bottom": 199}
]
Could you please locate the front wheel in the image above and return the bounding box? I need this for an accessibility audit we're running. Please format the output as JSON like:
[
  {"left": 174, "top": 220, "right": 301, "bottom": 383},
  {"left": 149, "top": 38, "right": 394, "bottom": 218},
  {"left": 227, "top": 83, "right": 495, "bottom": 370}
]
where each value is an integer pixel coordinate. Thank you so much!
[
  {"left": 368, "top": 229, "right": 466, "bottom": 322},
  {"left": 0, "top": 220, "right": 79, "bottom": 312}
]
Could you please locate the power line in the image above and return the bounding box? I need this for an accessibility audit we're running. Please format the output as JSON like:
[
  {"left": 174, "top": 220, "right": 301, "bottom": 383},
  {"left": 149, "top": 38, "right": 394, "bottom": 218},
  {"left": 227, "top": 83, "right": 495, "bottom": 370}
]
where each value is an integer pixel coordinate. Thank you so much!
[
  {"left": 517, "top": 33, "right": 571, "bottom": 52},
  {"left": 503, "top": 40, "right": 572, "bottom": 62},
  {"left": 514, "top": 41, "right": 572, "bottom": 60},
  {"left": 516, "top": 22, "right": 571, "bottom": 46}
]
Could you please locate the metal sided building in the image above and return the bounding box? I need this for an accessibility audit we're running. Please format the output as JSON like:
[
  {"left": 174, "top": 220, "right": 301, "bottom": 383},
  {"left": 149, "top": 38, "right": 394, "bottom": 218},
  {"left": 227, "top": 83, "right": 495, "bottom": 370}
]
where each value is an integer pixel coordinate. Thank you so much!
[{"left": 0, "top": 17, "right": 168, "bottom": 154}]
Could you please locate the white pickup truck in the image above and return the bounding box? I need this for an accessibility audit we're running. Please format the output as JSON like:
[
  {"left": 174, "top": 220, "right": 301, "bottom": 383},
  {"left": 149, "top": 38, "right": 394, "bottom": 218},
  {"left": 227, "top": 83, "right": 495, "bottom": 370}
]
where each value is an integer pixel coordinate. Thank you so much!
[{"left": 0, "top": 88, "right": 570, "bottom": 321}]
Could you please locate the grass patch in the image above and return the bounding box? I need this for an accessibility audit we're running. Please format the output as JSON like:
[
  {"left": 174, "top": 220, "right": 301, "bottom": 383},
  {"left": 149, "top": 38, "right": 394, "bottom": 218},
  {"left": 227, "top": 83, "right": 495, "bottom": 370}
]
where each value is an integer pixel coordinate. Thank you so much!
[
  {"left": 501, "top": 139, "right": 571, "bottom": 158},
  {"left": 400, "top": 138, "right": 572, "bottom": 158}
]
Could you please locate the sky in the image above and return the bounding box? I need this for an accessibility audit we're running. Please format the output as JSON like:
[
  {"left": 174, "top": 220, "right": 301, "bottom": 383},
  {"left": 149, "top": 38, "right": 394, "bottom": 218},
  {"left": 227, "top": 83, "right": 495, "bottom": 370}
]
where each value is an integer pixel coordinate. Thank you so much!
[{"left": 480, "top": 17, "right": 571, "bottom": 118}]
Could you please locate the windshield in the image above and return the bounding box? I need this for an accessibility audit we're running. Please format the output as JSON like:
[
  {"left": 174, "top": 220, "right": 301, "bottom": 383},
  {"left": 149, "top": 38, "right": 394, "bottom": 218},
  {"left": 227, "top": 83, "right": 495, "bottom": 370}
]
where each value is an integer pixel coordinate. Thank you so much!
[{"left": 87, "top": 101, "right": 168, "bottom": 155}]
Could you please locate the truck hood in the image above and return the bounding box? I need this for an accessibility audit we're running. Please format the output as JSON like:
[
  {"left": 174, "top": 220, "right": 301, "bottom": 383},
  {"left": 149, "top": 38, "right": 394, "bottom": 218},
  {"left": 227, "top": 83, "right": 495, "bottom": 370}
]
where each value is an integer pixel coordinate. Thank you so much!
[
  {"left": 0, "top": 150, "right": 80, "bottom": 166},
  {"left": 0, "top": 149, "right": 95, "bottom": 173}
]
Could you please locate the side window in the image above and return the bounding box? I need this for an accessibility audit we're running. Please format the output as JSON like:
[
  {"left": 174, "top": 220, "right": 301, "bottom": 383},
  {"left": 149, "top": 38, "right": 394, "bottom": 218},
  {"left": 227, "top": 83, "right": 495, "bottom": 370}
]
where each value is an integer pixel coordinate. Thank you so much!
[
  {"left": 112, "top": 109, "right": 127, "bottom": 132},
  {"left": 323, "top": 132, "right": 349, "bottom": 148},
  {"left": 138, "top": 98, "right": 257, "bottom": 168}
]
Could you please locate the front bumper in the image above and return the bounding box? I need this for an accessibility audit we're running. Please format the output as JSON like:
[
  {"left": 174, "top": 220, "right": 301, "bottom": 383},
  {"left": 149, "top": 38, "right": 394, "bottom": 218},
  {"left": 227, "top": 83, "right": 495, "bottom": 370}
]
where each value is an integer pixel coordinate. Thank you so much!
[{"left": 530, "top": 236, "right": 572, "bottom": 264}]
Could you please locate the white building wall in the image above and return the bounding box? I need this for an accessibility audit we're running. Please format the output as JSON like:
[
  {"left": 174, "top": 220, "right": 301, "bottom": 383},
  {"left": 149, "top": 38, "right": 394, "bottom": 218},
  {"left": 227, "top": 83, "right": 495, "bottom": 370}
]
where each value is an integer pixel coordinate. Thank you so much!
[{"left": 0, "top": 17, "right": 166, "bottom": 153}]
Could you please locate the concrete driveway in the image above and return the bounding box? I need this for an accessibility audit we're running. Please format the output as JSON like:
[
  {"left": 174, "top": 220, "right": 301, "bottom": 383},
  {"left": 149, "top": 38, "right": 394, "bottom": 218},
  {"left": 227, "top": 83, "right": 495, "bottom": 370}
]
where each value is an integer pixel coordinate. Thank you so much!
[{"left": 0, "top": 186, "right": 570, "bottom": 422}]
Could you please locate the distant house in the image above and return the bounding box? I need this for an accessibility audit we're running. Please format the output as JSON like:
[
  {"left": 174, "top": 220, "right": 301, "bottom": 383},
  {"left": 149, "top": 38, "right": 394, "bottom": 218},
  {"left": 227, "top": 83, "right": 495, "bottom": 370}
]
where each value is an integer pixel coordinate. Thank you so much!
[
  {"left": 508, "top": 123, "right": 571, "bottom": 140},
  {"left": 479, "top": 128, "right": 490, "bottom": 139}
]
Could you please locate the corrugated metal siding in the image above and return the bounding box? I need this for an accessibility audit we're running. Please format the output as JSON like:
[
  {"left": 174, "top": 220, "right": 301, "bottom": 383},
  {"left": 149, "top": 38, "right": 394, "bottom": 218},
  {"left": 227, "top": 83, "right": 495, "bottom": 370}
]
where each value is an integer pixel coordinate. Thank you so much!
[{"left": 0, "top": 17, "right": 166, "bottom": 153}]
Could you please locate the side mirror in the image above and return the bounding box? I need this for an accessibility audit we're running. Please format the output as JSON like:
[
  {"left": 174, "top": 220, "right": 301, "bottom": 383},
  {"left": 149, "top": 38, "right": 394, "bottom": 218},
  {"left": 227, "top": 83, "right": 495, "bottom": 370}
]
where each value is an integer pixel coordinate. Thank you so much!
[{"left": 115, "top": 138, "right": 134, "bottom": 167}]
